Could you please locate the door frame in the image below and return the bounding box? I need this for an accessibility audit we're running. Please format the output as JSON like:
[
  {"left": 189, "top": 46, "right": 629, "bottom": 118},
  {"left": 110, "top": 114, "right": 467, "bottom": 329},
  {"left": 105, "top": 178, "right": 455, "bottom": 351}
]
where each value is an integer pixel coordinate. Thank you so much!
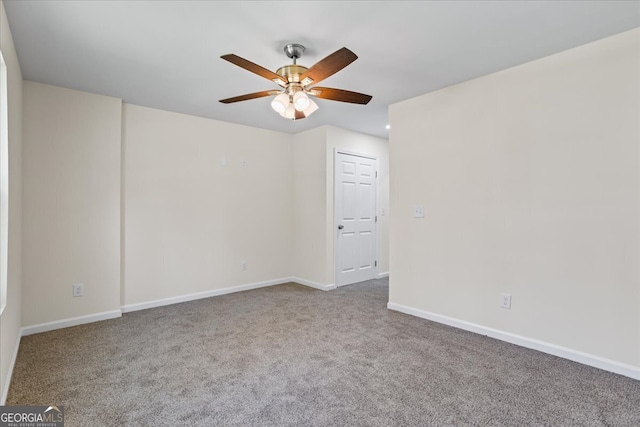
[{"left": 334, "top": 149, "right": 378, "bottom": 287}]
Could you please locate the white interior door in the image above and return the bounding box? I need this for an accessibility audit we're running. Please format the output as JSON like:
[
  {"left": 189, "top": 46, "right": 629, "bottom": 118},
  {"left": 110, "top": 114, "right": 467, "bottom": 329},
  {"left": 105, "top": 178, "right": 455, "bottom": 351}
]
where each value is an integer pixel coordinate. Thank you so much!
[{"left": 335, "top": 151, "right": 377, "bottom": 287}]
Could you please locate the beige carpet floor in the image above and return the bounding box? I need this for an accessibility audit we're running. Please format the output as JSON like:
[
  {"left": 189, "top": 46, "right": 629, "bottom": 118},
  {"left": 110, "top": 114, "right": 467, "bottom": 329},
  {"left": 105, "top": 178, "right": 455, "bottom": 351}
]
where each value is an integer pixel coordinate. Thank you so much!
[{"left": 7, "top": 278, "right": 640, "bottom": 426}]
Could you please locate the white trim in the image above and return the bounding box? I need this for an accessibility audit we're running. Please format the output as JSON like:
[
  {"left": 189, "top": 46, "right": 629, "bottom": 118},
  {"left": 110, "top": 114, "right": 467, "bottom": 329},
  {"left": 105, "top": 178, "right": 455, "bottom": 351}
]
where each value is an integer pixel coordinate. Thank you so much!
[
  {"left": 0, "top": 333, "right": 20, "bottom": 405},
  {"left": 0, "top": 50, "right": 8, "bottom": 315},
  {"left": 21, "top": 310, "right": 122, "bottom": 336},
  {"left": 335, "top": 149, "right": 377, "bottom": 160},
  {"left": 121, "top": 277, "right": 291, "bottom": 313},
  {"left": 387, "top": 302, "right": 640, "bottom": 381},
  {"left": 291, "top": 277, "right": 336, "bottom": 291},
  {"left": 377, "top": 271, "right": 389, "bottom": 278}
]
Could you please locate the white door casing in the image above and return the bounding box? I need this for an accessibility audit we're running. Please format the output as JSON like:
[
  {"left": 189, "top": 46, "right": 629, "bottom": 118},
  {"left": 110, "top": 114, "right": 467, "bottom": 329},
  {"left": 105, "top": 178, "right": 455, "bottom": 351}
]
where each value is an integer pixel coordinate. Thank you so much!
[{"left": 335, "top": 151, "right": 377, "bottom": 287}]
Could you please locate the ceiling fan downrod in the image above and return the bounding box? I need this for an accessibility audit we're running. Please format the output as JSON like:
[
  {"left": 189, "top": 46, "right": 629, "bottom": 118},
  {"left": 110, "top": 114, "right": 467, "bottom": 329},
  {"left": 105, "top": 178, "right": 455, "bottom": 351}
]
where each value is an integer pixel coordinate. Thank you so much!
[{"left": 276, "top": 43, "right": 309, "bottom": 87}]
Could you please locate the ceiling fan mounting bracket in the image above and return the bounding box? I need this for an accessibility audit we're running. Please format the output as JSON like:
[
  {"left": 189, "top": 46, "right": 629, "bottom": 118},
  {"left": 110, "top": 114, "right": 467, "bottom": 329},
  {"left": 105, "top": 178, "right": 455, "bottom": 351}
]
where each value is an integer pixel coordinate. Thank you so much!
[{"left": 283, "top": 43, "right": 305, "bottom": 64}]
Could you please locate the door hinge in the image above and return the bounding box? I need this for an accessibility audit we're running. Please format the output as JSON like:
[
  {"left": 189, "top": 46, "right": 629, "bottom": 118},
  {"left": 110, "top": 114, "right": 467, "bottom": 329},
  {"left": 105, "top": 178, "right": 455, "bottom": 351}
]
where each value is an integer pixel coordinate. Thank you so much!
[
  {"left": 375, "top": 215, "right": 377, "bottom": 222},
  {"left": 376, "top": 171, "right": 378, "bottom": 178},
  {"left": 375, "top": 260, "right": 377, "bottom": 267}
]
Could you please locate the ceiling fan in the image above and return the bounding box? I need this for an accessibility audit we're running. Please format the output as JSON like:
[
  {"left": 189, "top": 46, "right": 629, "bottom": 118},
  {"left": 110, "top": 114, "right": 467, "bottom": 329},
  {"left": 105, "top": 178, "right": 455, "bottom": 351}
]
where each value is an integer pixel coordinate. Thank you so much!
[{"left": 219, "top": 44, "right": 372, "bottom": 120}]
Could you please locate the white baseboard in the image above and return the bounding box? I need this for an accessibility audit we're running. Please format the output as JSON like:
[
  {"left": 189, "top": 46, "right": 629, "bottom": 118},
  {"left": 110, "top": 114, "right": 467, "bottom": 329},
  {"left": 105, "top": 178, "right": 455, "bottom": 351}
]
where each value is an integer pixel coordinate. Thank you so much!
[
  {"left": 387, "top": 302, "right": 640, "bottom": 381},
  {"left": 21, "top": 310, "right": 123, "bottom": 336},
  {"left": 1, "top": 334, "right": 21, "bottom": 405},
  {"left": 377, "top": 271, "right": 389, "bottom": 278},
  {"left": 121, "top": 277, "right": 291, "bottom": 313},
  {"left": 291, "top": 277, "right": 336, "bottom": 291}
]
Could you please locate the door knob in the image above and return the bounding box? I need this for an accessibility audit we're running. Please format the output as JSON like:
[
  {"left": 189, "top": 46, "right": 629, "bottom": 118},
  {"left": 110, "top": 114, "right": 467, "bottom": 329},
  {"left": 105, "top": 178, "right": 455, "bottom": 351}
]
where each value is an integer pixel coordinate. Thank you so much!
[{"left": 338, "top": 225, "right": 344, "bottom": 230}]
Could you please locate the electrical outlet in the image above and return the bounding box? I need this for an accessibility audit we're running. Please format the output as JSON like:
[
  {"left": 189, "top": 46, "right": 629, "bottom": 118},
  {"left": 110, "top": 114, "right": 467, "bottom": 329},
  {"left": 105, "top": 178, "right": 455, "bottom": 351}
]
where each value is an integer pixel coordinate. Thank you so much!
[
  {"left": 500, "top": 293, "right": 511, "bottom": 309},
  {"left": 241, "top": 261, "right": 247, "bottom": 271},
  {"left": 241, "top": 160, "right": 247, "bottom": 168},
  {"left": 73, "top": 283, "right": 84, "bottom": 297},
  {"left": 414, "top": 205, "right": 425, "bottom": 218}
]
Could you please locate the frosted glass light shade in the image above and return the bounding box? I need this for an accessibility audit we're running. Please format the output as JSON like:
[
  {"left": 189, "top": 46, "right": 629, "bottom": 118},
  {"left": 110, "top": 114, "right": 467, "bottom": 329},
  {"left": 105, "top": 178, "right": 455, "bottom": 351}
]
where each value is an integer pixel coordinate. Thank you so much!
[
  {"left": 271, "top": 93, "right": 289, "bottom": 114},
  {"left": 303, "top": 99, "right": 318, "bottom": 116},
  {"left": 293, "top": 91, "right": 310, "bottom": 111},
  {"left": 283, "top": 103, "right": 296, "bottom": 119}
]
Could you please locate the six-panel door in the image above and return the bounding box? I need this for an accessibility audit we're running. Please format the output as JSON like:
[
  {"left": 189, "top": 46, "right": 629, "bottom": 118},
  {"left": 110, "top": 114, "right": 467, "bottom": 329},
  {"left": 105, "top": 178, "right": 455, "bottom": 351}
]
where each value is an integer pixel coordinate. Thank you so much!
[{"left": 335, "top": 152, "right": 377, "bottom": 287}]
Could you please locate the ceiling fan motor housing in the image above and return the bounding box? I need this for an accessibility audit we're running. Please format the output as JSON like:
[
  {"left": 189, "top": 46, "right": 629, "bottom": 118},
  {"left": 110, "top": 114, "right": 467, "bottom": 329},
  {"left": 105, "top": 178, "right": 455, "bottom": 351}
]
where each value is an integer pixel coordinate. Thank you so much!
[{"left": 276, "top": 64, "right": 309, "bottom": 85}]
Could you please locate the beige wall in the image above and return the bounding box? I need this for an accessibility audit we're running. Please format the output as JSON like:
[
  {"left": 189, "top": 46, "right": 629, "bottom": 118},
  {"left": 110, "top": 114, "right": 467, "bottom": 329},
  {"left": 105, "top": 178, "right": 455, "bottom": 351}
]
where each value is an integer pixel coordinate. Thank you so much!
[
  {"left": 122, "top": 104, "right": 293, "bottom": 306},
  {"left": 389, "top": 28, "right": 640, "bottom": 367},
  {"left": 292, "top": 125, "right": 390, "bottom": 286},
  {"left": 292, "top": 127, "right": 329, "bottom": 284},
  {"left": 0, "top": 0, "right": 22, "bottom": 403},
  {"left": 22, "top": 82, "right": 122, "bottom": 326},
  {"left": 20, "top": 91, "right": 387, "bottom": 317}
]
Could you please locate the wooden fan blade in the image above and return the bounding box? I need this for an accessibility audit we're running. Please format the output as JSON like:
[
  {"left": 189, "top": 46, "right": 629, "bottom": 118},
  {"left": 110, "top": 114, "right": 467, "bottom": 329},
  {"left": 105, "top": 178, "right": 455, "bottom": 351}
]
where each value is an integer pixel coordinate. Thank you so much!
[
  {"left": 308, "top": 87, "right": 372, "bottom": 105},
  {"left": 219, "top": 90, "right": 279, "bottom": 104},
  {"left": 221, "top": 54, "right": 286, "bottom": 85},
  {"left": 299, "top": 47, "right": 357, "bottom": 86}
]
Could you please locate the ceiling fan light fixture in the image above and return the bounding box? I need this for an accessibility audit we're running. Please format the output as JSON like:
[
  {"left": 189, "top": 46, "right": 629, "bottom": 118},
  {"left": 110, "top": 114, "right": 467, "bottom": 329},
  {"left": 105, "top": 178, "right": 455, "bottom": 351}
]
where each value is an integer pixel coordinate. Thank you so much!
[
  {"left": 271, "top": 93, "right": 289, "bottom": 114},
  {"left": 293, "top": 91, "right": 310, "bottom": 111}
]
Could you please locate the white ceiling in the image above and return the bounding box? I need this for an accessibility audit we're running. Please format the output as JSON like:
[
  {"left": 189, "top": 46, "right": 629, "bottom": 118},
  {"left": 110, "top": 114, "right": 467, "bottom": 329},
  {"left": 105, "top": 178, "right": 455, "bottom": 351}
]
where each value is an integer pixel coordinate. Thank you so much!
[{"left": 4, "top": 1, "right": 639, "bottom": 139}]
